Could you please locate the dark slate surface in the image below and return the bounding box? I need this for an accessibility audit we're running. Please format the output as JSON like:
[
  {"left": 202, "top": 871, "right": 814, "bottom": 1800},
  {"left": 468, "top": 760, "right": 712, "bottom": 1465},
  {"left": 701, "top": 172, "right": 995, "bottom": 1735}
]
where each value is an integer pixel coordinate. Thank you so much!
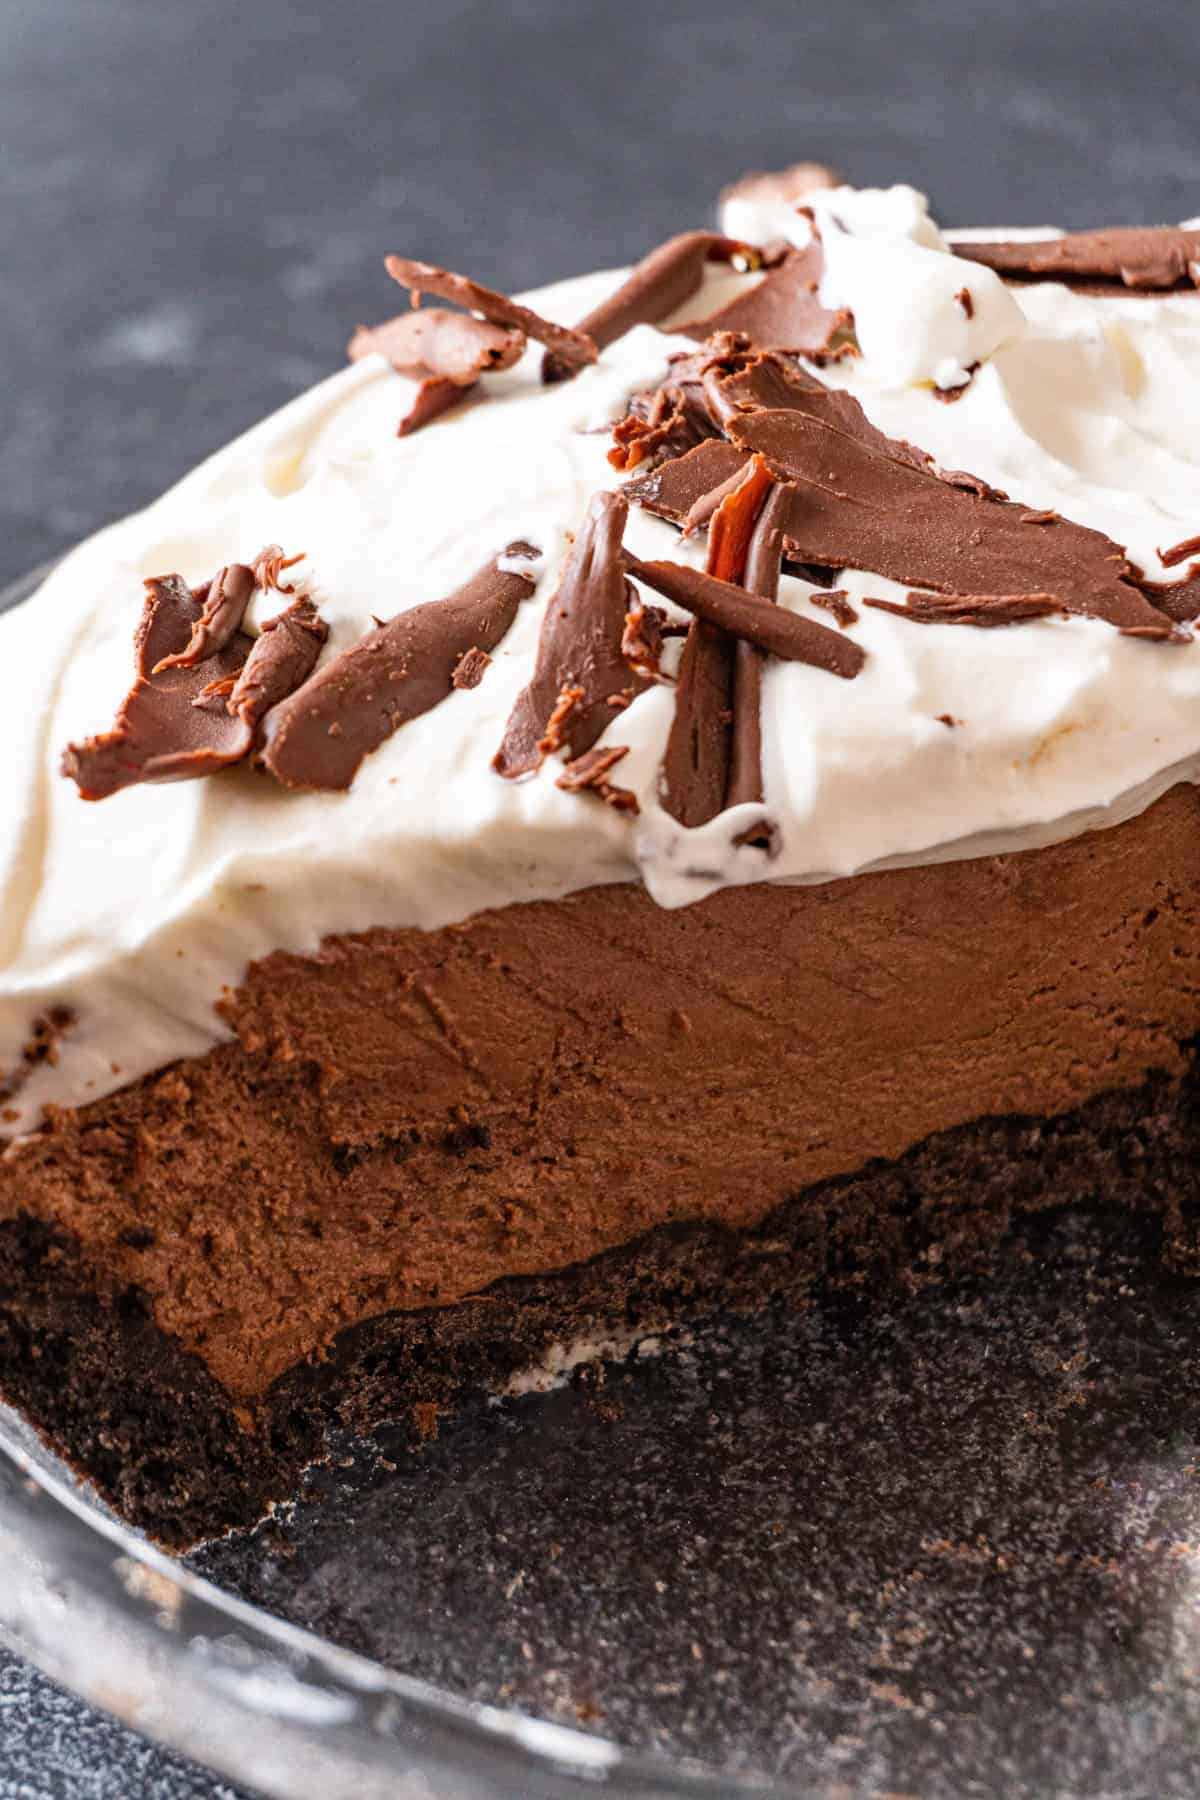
[
  {"left": 2, "top": 0, "right": 1198, "bottom": 1794},
  {"left": 195, "top": 1206, "right": 1200, "bottom": 1800}
]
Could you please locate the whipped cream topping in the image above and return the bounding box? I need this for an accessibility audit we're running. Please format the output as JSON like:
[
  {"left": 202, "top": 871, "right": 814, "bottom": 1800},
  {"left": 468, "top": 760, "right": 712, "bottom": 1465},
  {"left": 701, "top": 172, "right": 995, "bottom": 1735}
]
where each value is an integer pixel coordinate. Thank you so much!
[{"left": 5, "top": 183, "right": 1200, "bottom": 1132}]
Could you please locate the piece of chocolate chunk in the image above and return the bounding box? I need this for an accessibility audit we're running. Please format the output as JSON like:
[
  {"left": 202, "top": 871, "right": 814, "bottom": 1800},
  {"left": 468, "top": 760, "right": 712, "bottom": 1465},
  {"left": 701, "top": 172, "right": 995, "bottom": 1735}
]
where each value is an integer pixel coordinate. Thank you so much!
[
  {"left": 494, "top": 492, "right": 648, "bottom": 780},
  {"left": 263, "top": 556, "right": 535, "bottom": 791}
]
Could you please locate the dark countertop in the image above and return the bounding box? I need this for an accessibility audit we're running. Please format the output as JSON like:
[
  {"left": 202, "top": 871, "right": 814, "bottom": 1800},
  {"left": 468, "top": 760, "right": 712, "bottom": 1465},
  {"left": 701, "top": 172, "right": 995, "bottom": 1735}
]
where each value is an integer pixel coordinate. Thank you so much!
[{"left": 2, "top": 1, "right": 1198, "bottom": 1794}]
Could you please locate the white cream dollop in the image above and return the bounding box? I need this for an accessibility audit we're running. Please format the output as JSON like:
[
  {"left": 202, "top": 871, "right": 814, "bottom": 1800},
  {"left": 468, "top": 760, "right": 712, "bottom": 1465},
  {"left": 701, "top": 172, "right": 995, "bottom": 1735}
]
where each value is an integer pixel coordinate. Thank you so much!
[{"left": 3, "top": 186, "right": 1200, "bottom": 1132}]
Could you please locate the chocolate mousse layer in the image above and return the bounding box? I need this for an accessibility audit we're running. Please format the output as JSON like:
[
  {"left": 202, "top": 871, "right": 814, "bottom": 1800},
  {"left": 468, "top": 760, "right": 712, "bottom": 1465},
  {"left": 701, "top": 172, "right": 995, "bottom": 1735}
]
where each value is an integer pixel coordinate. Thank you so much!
[{"left": 1, "top": 785, "right": 1198, "bottom": 1544}]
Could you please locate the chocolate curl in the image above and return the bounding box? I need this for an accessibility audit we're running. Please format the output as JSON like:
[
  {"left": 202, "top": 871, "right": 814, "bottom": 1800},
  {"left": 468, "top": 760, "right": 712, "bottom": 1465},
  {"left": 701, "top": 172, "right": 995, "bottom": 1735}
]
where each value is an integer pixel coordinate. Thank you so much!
[
  {"left": 228, "top": 598, "right": 328, "bottom": 732},
  {"left": 705, "top": 454, "right": 776, "bottom": 582},
  {"left": 62, "top": 576, "right": 256, "bottom": 801},
  {"left": 627, "top": 557, "right": 864, "bottom": 677},
  {"left": 152, "top": 563, "right": 256, "bottom": 674},
  {"left": 678, "top": 241, "right": 852, "bottom": 355},
  {"left": 727, "top": 480, "right": 789, "bottom": 817},
  {"left": 1158, "top": 532, "right": 1200, "bottom": 569},
  {"left": 262, "top": 556, "right": 536, "bottom": 791},
  {"left": 863, "top": 593, "right": 1060, "bottom": 628},
  {"left": 348, "top": 309, "right": 525, "bottom": 384},
  {"left": 542, "top": 231, "right": 761, "bottom": 383},
  {"left": 385, "top": 256, "right": 597, "bottom": 373},
  {"left": 658, "top": 611, "right": 736, "bottom": 829},
  {"left": 659, "top": 457, "right": 793, "bottom": 831},
  {"left": 252, "top": 545, "right": 306, "bottom": 594},
  {"left": 494, "top": 492, "right": 648, "bottom": 780},
  {"left": 809, "top": 588, "right": 859, "bottom": 629},
  {"left": 953, "top": 226, "right": 1200, "bottom": 292}
]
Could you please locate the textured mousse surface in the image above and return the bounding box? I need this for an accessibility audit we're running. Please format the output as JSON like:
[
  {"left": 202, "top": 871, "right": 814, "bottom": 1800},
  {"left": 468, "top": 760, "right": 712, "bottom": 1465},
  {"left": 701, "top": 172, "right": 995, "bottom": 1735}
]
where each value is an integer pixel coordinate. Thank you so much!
[{"left": 0, "top": 787, "right": 1197, "bottom": 1543}]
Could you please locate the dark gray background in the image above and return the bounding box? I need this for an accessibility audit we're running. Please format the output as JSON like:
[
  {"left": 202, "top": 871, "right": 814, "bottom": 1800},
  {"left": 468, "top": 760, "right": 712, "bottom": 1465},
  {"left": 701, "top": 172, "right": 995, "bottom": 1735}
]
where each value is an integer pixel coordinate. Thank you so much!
[{"left": 1, "top": 0, "right": 1197, "bottom": 1792}]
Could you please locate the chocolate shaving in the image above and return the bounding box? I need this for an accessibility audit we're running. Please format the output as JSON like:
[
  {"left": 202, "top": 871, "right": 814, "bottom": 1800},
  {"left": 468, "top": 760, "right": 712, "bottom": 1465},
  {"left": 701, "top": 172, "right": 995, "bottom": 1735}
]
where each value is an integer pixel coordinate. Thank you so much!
[
  {"left": 555, "top": 745, "right": 639, "bottom": 815},
  {"left": 228, "top": 598, "right": 328, "bottom": 731},
  {"left": 606, "top": 334, "right": 756, "bottom": 474},
  {"left": 252, "top": 545, "right": 306, "bottom": 594},
  {"left": 679, "top": 242, "right": 851, "bottom": 356},
  {"left": 953, "top": 227, "right": 1200, "bottom": 293},
  {"left": 726, "top": 479, "right": 790, "bottom": 829},
  {"left": 630, "top": 555, "right": 864, "bottom": 677},
  {"left": 1138, "top": 568, "right": 1200, "bottom": 624},
  {"left": 262, "top": 556, "right": 535, "bottom": 791},
  {"left": 543, "top": 233, "right": 759, "bottom": 383},
  {"left": 62, "top": 575, "right": 256, "bottom": 801},
  {"left": 607, "top": 384, "right": 717, "bottom": 476},
  {"left": 494, "top": 492, "right": 647, "bottom": 780},
  {"left": 659, "top": 611, "right": 736, "bottom": 829},
  {"left": 621, "top": 601, "right": 673, "bottom": 682},
  {"left": 863, "top": 592, "right": 1060, "bottom": 628},
  {"left": 537, "top": 685, "right": 585, "bottom": 757},
  {"left": 681, "top": 461, "right": 757, "bottom": 537},
  {"left": 809, "top": 588, "right": 858, "bottom": 628},
  {"left": 348, "top": 309, "right": 525, "bottom": 384},
  {"left": 722, "top": 399, "right": 1175, "bottom": 635},
  {"left": 704, "top": 454, "right": 776, "bottom": 582},
  {"left": 624, "top": 437, "right": 754, "bottom": 523},
  {"left": 396, "top": 376, "right": 473, "bottom": 437},
  {"left": 152, "top": 562, "right": 256, "bottom": 673},
  {"left": 385, "top": 256, "right": 597, "bottom": 374},
  {"left": 451, "top": 645, "right": 492, "bottom": 690},
  {"left": 661, "top": 459, "right": 780, "bottom": 829},
  {"left": 955, "top": 286, "right": 975, "bottom": 318},
  {"left": 702, "top": 348, "right": 825, "bottom": 430}
]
